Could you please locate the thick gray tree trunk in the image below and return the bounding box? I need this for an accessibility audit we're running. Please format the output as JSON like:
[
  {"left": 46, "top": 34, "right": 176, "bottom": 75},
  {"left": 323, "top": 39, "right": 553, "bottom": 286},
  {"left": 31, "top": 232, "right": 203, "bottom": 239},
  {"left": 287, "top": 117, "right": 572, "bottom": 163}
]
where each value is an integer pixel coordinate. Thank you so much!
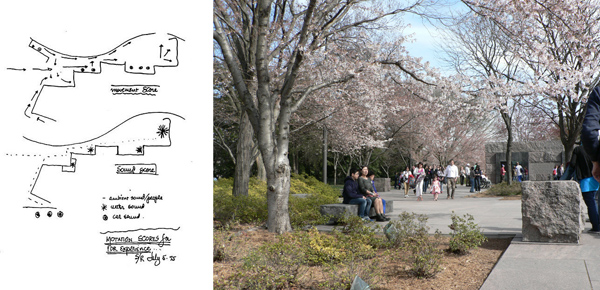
[{"left": 233, "top": 111, "right": 254, "bottom": 196}]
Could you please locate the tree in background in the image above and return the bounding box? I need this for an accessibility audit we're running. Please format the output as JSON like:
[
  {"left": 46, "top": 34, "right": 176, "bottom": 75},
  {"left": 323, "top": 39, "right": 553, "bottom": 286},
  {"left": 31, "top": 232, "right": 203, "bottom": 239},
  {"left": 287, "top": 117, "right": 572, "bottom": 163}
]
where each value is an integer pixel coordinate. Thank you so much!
[{"left": 461, "top": 0, "right": 600, "bottom": 162}]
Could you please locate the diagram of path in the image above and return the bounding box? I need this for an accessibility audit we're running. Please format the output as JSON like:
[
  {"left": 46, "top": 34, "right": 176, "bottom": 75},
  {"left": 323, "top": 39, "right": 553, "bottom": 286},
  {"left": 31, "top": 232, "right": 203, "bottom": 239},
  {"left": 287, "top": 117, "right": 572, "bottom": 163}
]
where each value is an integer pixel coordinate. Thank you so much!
[
  {"left": 13, "top": 33, "right": 184, "bottom": 123},
  {"left": 0, "top": 1, "right": 210, "bottom": 288},
  {"left": 0, "top": 27, "right": 204, "bottom": 288}
]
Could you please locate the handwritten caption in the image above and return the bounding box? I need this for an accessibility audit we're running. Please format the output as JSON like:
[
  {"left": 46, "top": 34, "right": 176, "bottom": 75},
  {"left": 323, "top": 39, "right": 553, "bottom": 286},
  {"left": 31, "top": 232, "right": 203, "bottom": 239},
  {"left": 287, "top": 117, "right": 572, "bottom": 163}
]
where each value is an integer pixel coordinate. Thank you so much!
[{"left": 103, "top": 229, "right": 179, "bottom": 266}]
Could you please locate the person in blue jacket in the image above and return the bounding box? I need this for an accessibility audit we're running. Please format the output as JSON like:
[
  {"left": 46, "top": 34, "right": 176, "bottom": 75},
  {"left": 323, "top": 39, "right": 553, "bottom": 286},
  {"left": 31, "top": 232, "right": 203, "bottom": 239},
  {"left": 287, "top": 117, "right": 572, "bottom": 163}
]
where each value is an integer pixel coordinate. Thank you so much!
[
  {"left": 581, "top": 85, "right": 600, "bottom": 221},
  {"left": 561, "top": 145, "right": 600, "bottom": 232},
  {"left": 342, "top": 168, "right": 372, "bottom": 221}
]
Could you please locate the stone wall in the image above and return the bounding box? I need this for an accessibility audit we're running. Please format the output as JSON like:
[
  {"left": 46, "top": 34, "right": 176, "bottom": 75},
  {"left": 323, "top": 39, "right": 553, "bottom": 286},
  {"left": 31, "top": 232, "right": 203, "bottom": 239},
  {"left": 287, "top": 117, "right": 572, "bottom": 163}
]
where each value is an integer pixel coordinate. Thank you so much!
[
  {"left": 374, "top": 178, "right": 391, "bottom": 192},
  {"left": 485, "top": 141, "right": 564, "bottom": 183}
]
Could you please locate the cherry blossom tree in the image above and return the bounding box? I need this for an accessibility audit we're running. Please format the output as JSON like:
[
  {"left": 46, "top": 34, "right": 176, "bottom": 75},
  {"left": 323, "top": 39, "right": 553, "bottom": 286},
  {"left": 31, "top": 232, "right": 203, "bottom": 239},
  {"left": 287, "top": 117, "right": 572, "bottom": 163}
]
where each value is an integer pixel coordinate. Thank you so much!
[
  {"left": 214, "top": 0, "right": 437, "bottom": 233},
  {"left": 461, "top": 0, "right": 600, "bottom": 162}
]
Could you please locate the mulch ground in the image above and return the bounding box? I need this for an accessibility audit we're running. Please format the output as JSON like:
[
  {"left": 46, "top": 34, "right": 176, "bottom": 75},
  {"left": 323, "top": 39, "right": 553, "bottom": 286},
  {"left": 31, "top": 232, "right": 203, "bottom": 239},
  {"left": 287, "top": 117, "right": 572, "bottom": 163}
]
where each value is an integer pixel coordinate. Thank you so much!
[{"left": 213, "top": 225, "right": 512, "bottom": 289}]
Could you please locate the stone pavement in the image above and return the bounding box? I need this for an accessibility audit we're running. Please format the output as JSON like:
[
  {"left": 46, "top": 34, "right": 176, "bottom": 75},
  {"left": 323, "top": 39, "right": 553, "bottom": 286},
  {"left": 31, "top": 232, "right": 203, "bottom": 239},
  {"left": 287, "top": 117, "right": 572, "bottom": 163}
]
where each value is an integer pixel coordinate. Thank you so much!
[{"left": 318, "top": 182, "right": 600, "bottom": 289}]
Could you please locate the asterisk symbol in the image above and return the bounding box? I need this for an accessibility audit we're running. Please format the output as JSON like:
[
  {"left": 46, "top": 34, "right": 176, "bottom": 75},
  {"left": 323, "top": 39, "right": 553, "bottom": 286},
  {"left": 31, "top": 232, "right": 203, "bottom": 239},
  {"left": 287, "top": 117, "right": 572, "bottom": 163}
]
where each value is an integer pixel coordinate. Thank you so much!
[
  {"left": 101, "top": 204, "right": 107, "bottom": 211},
  {"left": 157, "top": 125, "right": 169, "bottom": 139}
]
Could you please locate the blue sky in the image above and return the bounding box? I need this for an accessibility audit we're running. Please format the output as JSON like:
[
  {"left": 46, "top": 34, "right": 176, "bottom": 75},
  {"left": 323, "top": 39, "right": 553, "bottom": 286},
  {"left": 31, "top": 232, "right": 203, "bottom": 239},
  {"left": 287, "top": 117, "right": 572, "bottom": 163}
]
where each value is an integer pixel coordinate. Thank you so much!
[{"left": 401, "top": 1, "right": 468, "bottom": 76}]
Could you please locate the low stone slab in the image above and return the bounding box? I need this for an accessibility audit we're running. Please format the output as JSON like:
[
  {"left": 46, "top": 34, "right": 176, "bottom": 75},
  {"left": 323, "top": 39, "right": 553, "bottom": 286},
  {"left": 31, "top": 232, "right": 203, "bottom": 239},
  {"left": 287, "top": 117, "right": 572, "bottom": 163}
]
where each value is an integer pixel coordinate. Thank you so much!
[
  {"left": 320, "top": 204, "right": 358, "bottom": 224},
  {"left": 320, "top": 200, "right": 394, "bottom": 223},
  {"left": 521, "top": 181, "right": 583, "bottom": 243}
]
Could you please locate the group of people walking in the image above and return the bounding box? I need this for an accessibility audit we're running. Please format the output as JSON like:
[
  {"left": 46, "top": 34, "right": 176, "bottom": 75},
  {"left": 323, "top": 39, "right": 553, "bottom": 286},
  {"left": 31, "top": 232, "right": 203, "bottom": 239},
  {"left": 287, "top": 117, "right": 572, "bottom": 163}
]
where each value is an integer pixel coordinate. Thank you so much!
[{"left": 393, "top": 160, "right": 486, "bottom": 201}]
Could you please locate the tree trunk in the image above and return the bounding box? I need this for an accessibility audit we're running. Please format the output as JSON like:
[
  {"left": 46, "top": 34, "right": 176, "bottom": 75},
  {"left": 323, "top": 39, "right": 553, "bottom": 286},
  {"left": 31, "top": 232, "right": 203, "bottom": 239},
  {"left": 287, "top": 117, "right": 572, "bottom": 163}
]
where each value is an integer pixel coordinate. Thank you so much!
[
  {"left": 333, "top": 161, "right": 338, "bottom": 185},
  {"left": 265, "top": 160, "right": 293, "bottom": 234},
  {"left": 322, "top": 127, "right": 328, "bottom": 184},
  {"left": 502, "top": 111, "right": 512, "bottom": 185},
  {"left": 256, "top": 152, "right": 267, "bottom": 181},
  {"left": 232, "top": 111, "right": 254, "bottom": 196}
]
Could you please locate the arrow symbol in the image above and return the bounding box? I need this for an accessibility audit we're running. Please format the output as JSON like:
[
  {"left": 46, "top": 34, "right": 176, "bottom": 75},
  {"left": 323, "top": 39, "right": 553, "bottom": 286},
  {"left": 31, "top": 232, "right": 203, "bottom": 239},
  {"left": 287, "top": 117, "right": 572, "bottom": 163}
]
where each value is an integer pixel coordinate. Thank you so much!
[
  {"left": 163, "top": 49, "right": 170, "bottom": 57},
  {"left": 7, "top": 68, "right": 26, "bottom": 71},
  {"left": 36, "top": 116, "right": 45, "bottom": 123},
  {"left": 32, "top": 68, "right": 52, "bottom": 71},
  {"left": 159, "top": 44, "right": 163, "bottom": 58},
  {"left": 54, "top": 59, "right": 57, "bottom": 65},
  {"left": 60, "top": 78, "right": 71, "bottom": 84},
  {"left": 102, "top": 58, "right": 117, "bottom": 61},
  {"left": 31, "top": 91, "right": 38, "bottom": 101},
  {"left": 90, "top": 61, "right": 94, "bottom": 66},
  {"left": 24, "top": 104, "right": 31, "bottom": 118},
  {"left": 40, "top": 77, "right": 47, "bottom": 85},
  {"left": 164, "top": 59, "right": 172, "bottom": 62},
  {"left": 123, "top": 41, "right": 131, "bottom": 47}
]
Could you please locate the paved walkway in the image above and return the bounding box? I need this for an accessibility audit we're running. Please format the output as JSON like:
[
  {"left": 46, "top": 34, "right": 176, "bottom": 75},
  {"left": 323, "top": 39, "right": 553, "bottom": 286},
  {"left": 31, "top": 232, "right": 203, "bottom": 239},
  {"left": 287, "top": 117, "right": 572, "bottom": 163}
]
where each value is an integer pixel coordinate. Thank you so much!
[{"left": 320, "top": 182, "right": 600, "bottom": 289}]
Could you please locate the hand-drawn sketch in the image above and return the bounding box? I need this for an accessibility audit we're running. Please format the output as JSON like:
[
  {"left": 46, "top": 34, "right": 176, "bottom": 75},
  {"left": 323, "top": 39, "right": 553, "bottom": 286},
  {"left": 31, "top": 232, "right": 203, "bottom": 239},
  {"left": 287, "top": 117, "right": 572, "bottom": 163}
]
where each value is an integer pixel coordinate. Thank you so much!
[
  {"left": 16, "top": 112, "right": 184, "bottom": 218},
  {"left": 0, "top": 2, "right": 207, "bottom": 287},
  {"left": 8, "top": 33, "right": 184, "bottom": 123}
]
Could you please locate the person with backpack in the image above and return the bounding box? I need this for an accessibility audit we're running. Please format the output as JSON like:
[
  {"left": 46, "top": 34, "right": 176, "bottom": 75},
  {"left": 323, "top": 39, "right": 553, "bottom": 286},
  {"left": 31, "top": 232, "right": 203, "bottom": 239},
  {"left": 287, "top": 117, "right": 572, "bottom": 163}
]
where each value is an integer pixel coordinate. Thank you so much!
[
  {"left": 515, "top": 162, "right": 523, "bottom": 182},
  {"left": 560, "top": 145, "right": 600, "bottom": 233},
  {"left": 401, "top": 166, "right": 411, "bottom": 198}
]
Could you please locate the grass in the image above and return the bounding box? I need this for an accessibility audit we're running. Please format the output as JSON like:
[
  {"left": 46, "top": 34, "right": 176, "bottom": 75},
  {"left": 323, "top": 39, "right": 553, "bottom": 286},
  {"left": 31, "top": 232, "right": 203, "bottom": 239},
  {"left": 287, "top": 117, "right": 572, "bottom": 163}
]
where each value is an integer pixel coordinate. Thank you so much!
[{"left": 485, "top": 182, "right": 522, "bottom": 196}]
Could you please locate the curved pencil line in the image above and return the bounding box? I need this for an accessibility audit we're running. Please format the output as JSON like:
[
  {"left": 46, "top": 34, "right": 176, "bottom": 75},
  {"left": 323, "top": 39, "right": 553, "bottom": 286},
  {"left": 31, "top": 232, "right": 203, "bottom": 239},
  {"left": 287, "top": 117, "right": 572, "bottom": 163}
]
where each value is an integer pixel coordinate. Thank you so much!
[
  {"left": 23, "top": 112, "right": 185, "bottom": 147},
  {"left": 100, "top": 227, "right": 180, "bottom": 234},
  {"left": 31, "top": 32, "right": 156, "bottom": 59}
]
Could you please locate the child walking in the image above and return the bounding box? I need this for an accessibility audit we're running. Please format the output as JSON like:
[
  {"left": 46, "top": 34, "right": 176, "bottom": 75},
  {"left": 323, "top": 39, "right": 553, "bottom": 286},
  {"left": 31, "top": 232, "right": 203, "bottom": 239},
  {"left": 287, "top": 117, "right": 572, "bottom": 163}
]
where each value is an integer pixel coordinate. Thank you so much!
[{"left": 431, "top": 175, "right": 442, "bottom": 201}]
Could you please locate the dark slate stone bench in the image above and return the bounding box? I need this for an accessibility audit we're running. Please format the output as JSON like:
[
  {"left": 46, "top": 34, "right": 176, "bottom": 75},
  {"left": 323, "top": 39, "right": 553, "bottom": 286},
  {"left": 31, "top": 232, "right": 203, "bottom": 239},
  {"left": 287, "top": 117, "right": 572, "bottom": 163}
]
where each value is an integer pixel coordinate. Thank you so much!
[{"left": 320, "top": 200, "right": 394, "bottom": 224}]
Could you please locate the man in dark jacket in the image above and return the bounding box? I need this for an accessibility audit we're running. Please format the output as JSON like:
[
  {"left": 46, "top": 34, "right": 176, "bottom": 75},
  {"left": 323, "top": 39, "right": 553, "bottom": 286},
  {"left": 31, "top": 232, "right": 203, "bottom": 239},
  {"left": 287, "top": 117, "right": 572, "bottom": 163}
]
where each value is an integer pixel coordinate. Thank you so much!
[
  {"left": 583, "top": 86, "right": 600, "bottom": 179},
  {"left": 582, "top": 85, "right": 600, "bottom": 223},
  {"left": 342, "top": 168, "right": 371, "bottom": 221},
  {"left": 561, "top": 145, "right": 600, "bottom": 232}
]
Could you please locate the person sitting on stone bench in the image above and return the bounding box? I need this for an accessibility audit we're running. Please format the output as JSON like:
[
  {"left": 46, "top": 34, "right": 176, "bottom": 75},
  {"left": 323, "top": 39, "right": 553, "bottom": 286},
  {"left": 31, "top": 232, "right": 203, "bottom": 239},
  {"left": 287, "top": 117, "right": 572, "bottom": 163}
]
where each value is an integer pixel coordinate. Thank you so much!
[
  {"left": 358, "top": 166, "right": 389, "bottom": 222},
  {"left": 368, "top": 171, "right": 390, "bottom": 221},
  {"left": 342, "top": 168, "right": 371, "bottom": 221}
]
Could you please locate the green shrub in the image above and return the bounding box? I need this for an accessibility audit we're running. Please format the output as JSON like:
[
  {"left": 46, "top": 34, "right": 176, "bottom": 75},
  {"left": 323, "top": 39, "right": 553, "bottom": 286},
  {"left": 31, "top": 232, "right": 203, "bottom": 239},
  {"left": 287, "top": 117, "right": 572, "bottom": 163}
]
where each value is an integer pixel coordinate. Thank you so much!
[
  {"left": 213, "top": 178, "right": 269, "bottom": 227},
  {"left": 486, "top": 182, "right": 522, "bottom": 196},
  {"left": 405, "top": 230, "right": 444, "bottom": 278},
  {"left": 448, "top": 211, "right": 487, "bottom": 254},
  {"left": 213, "top": 174, "right": 339, "bottom": 229},
  {"left": 334, "top": 215, "right": 386, "bottom": 249},
  {"left": 319, "top": 252, "right": 383, "bottom": 289},
  {"left": 384, "top": 211, "right": 430, "bottom": 249},
  {"left": 295, "top": 227, "right": 352, "bottom": 265},
  {"left": 213, "top": 229, "right": 231, "bottom": 262},
  {"left": 229, "top": 234, "right": 306, "bottom": 290},
  {"left": 383, "top": 212, "right": 443, "bottom": 278}
]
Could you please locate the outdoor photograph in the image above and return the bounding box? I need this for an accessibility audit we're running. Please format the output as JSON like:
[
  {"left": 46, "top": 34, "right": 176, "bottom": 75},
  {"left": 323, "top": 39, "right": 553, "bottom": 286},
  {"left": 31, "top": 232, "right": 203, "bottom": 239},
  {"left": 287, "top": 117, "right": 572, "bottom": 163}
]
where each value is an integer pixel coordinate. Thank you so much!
[{"left": 213, "top": 0, "right": 600, "bottom": 289}]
